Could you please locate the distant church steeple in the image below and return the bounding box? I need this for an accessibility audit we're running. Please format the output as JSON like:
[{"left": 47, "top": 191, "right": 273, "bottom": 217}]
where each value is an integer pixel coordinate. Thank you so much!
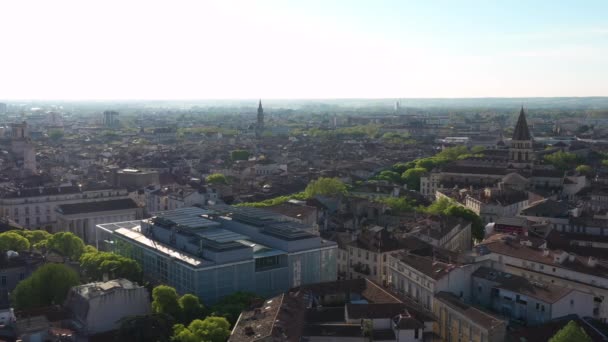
[
  {"left": 512, "top": 106, "right": 531, "bottom": 141},
  {"left": 256, "top": 99, "right": 264, "bottom": 137},
  {"left": 509, "top": 106, "right": 534, "bottom": 169}
]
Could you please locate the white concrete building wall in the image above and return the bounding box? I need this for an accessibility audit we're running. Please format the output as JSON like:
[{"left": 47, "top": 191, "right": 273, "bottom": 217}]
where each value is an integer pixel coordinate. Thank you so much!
[
  {"left": 85, "top": 286, "right": 150, "bottom": 334},
  {"left": 551, "top": 290, "right": 595, "bottom": 320}
]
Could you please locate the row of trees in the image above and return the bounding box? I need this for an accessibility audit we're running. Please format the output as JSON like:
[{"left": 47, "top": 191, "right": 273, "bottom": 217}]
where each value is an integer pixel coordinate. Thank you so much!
[
  {"left": 373, "top": 146, "right": 485, "bottom": 191},
  {"left": 122, "top": 285, "right": 260, "bottom": 342},
  {"left": 290, "top": 124, "right": 381, "bottom": 140},
  {"left": 543, "top": 151, "right": 584, "bottom": 171},
  {"left": 2, "top": 230, "right": 144, "bottom": 309},
  {"left": 0, "top": 230, "right": 85, "bottom": 260},
  {"left": 238, "top": 177, "right": 347, "bottom": 207}
]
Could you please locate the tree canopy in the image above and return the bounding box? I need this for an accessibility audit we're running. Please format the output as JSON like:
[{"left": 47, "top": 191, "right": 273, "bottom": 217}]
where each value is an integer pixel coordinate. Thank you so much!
[
  {"left": 575, "top": 164, "right": 593, "bottom": 177},
  {"left": 152, "top": 285, "right": 182, "bottom": 321},
  {"left": 80, "top": 250, "right": 142, "bottom": 283},
  {"left": 373, "top": 170, "right": 402, "bottom": 183},
  {"left": 209, "top": 291, "right": 261, "bottom": 325},
  {"left": 421, "top": 197, "right": 485, "bottom": 241},
  {"left": 231, "top": 150, "right": 250, "bottom": 161},
  {"left": 117, "top": 313, "right": 174, "bottom": 342},
  {"left": 401, "top": 167, "right": 428, "bottom": 191},
  {"left": 179, "top": 294, "right": 206, "bottom": 325},
  {"left": 11, "top": 263, "right": 79, "bottom": 309},
  {"left": 43, "top": 232, "right": 85, "bottom": 260},
  {"left": 151, "top": 285, "right": 207, "bottom": 325},
  {"left": 0, "top": 232, "right": 30, "bottom": 251},
  {"left": 549, "top": 321, "right": 592, "bottom": 342},
  {"left": 172, "top": 316, "right": 231, "bottom": 342},
  {"left": 544, "top": 151, "right": 583, "bottom": 171},
  {"left": 205, "top": 173, "right": 228, "bottom": 185},
  {"left": 379, "top": 197, "right": 415, "bottom": 214},
  {"left": 9, "top": 229, "right": 51, "bottom": 246},
  {"left": 304, "top": 177, "right": 347, "bottom": 198}
]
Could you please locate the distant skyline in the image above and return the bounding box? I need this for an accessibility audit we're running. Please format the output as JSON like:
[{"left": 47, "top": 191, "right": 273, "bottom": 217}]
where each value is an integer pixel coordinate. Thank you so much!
[{"left": 1, "top": 0, "right": 607, "bottom": 100}]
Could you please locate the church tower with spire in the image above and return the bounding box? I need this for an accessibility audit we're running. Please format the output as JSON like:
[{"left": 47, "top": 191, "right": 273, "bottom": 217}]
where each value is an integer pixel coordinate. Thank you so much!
[
  {"left": 256, "top": 99, "right": 264, "bottom": 137},
  {"left": 509, "top": 106, "right": 534, "bottom": 169}
]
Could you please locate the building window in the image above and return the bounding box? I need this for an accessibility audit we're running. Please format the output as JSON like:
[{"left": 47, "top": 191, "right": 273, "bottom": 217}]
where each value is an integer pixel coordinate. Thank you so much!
[
  {"left": 414, "top": 328, "right": 419, "bottom": 339},
  {"left": 0, "top": 276, "right": 6, "bottom": 287}
]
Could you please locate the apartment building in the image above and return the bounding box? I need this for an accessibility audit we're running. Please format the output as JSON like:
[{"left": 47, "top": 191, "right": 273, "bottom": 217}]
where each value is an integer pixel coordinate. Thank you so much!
[
  {"left": 476, "top": 234, "right": 608, "bottom": 320},
  {"left": 434, "top": 291, "right": 506, "bottom": 342},
  {"left": 0, "top": 185, "right": 129, "bottom": 229},
  {"left": 471, "top": 267, "right": 594, "bottom": 325},
  {"left": 387, "top": 243, "right": 481, "bottom": 310}
]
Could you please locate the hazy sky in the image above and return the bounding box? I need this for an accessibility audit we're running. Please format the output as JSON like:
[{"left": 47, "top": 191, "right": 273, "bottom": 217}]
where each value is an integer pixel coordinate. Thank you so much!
[{"left": 1, "top": 0, "right": 607, "bottom": 99}]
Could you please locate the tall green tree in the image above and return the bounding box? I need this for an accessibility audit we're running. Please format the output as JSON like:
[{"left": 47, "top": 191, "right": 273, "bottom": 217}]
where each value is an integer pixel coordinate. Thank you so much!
[
  {"left": 43, "top": 232, "right": 85, "bottom": 260},
  {"left": 0, "top": 232, "right": 30, "bottom": 251},
  {"left": 11, "top": 263, "right": 79, "bottom": 309},
  {"left": 549, "top": 321, "right": 591, "bottom": 342},
  {"left": 152, "top": 285, "right": 182, "bottom": 321},
  {"left": 179, "top": 294, "right": 206, "bottom": 325}
]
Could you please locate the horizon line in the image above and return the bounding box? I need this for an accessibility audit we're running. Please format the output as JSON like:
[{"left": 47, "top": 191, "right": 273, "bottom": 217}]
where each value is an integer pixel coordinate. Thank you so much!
[{"left": 2, "top": 96, "right": 608, "bottom": 102}]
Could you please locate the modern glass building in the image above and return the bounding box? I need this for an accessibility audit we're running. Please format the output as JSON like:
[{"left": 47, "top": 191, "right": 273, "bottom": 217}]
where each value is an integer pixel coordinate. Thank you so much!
[{"left": 97, "top": 206, "right": 337, "bottom": 304}]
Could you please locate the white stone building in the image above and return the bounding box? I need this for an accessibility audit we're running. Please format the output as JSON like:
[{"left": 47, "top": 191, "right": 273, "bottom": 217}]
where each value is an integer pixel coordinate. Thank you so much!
[
  {"left": 0, "top": 185, "right": 130, "bottom": 229},
  {"left": 64, "top": 279, "right": 150, "bottom": 335}
]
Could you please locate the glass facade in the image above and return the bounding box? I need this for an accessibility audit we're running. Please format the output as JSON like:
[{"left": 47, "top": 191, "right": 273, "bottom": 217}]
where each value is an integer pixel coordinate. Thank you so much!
[{"left": 111, "top": 232, "right": 336, "bottom": 304}]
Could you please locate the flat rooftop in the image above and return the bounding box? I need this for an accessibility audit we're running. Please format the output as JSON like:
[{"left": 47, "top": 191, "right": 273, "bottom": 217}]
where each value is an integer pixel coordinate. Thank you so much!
[
  {"left": 153, "top": 207, "right": 221, "bottom": 230},
  {"left": 115, "top": 227, "right": 205, "bottom": 267}
]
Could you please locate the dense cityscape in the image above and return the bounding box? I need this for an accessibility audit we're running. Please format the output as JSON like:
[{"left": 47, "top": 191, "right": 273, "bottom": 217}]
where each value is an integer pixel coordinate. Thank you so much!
[{"left": 0, "top": 98, "right": 606, "bottom": 341}]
